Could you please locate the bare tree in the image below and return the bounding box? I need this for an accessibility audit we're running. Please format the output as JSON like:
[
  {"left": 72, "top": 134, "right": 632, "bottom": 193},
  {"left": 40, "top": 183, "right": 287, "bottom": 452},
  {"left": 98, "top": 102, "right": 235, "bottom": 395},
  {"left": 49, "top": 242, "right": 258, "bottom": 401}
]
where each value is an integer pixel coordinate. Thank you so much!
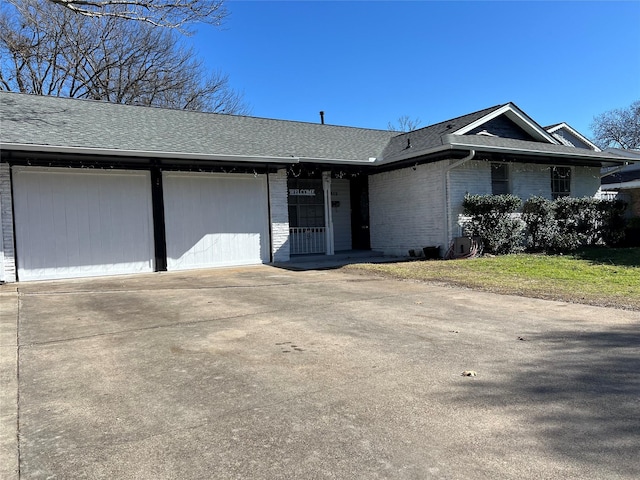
[
  {"left": 14, "top": 0, "right": 228, "bottom": 31},
  {"left": 388, "top": 115, "right": 422, "bottom": 133},
  {"left": 591, "top": 100, "right": 640, "bottom": 150},
  {"left": 0, "top": 0, "right": 248, "bottom": 114}
]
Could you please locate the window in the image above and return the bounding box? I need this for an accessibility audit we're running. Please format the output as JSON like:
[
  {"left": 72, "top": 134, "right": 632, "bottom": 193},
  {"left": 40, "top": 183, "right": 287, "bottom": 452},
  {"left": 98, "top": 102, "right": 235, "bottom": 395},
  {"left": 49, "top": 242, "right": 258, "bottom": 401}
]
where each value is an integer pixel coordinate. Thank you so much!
[
  {"left": 287, "top": 178, "right": 325, "bottom": 227},
  {"left": 491, "top": 163, "right": 510, "bottom": 195},
  {"left": 551, "top": 166, "right": 571, "bottom": 199}
]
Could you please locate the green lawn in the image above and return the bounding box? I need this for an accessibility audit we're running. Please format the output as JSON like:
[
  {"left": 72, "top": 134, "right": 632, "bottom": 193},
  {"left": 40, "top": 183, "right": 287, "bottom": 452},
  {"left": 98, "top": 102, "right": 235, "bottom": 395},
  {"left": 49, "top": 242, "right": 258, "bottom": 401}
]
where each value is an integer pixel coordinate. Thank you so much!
[{"left": 344, "top": 248, "right": 640, "bottom": 310}]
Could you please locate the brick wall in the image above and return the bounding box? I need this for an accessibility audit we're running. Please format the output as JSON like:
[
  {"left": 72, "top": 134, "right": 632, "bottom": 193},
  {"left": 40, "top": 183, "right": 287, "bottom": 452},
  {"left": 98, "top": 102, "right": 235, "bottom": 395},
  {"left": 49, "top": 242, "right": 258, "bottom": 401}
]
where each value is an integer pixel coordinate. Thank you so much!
[
  {"left": 269, "top": 168, "right": 290, "bottom": 262},
  {"left": 448, "top": 160, "right": 491, "bottom": 238},
  {"left": 0, "top": 163, "right": 16, "bottom": 282},
  {"left": 370, "top": 160, "right": 604, "bottom": 259},
  {"left": 369, "top": 162, "right": 446, "bottom": 256},
  {"left": 572, "top": 166, "right": 601, "bottom": 198}
]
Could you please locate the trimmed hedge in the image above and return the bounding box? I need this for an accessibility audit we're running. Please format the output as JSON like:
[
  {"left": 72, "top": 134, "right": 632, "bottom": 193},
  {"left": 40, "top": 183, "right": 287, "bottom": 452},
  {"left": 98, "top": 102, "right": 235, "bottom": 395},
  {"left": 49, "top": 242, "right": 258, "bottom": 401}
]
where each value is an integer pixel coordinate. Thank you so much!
[
  {"left": 462, "top": 194, "right": 525, "bottom": 254},
  {"left": 462, "top": 194, "right": 627, "bottom": 254}
]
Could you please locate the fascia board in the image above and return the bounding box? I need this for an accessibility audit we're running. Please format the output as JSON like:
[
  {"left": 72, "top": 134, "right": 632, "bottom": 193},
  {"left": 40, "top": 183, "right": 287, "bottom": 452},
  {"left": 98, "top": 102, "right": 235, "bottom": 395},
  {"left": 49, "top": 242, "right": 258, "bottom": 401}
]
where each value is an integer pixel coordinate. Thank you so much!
[
  {"left": 446, "top": 139, "right": 628, "bottom": 166},
  {"left": 1, "top": 142, "right": 300, "bottom": 164},
  {"left": 298, "top": 156, "right": 377, "bottom": 166},
  {"left": 452, "top": 104, "right": 559, "bottom": 144},
  {"left": 374, "top": 144, "right": 453, "bottom": 166}
]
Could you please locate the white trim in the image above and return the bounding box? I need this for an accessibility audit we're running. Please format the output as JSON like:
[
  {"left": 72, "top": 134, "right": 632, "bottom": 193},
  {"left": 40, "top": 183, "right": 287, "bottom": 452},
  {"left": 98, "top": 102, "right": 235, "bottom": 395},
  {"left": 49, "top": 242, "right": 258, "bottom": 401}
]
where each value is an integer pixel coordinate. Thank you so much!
[
  {"left": 546, "top": 123, "right": 601, "bottom": 152},
  {"left": 452, "top": 104, "right": 559, "bottom": 144}
]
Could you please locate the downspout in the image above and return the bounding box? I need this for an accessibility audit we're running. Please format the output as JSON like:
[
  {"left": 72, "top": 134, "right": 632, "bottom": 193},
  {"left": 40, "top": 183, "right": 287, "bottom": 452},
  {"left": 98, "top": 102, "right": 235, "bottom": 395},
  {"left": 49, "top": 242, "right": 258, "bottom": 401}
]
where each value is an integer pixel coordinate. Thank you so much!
[{"left": 443, "top": 150, "right": 475, "bottom": 250}]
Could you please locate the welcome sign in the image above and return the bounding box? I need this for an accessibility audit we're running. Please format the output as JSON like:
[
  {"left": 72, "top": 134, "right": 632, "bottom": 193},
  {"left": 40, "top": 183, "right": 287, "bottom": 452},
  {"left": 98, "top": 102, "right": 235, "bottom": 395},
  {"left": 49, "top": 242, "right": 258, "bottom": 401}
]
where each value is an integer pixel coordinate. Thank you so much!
[{"left": 289, "top": 189, "right": 316, "bottom": 196}]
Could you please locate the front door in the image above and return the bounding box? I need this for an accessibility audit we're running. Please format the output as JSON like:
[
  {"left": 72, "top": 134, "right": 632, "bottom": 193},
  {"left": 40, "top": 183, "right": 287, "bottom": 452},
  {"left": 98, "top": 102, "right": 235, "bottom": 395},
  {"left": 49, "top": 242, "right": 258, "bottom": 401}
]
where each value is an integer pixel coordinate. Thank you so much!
[{"left": 350, "top": 176, "right": 370, "bottom": 250}]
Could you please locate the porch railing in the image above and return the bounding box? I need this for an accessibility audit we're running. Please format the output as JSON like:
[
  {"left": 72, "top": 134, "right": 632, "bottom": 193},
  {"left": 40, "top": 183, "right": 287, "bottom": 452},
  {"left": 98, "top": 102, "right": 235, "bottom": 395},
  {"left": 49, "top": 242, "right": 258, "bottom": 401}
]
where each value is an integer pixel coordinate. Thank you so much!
[{"left": 290, "top": 227, "right": 326, "bottom": 255}]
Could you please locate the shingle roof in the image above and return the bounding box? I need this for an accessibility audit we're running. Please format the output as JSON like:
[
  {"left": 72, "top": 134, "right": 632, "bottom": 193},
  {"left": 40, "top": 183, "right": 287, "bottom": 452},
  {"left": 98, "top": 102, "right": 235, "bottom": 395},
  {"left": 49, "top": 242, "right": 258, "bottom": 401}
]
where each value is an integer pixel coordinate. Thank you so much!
[
  {"left": 380, "top": 104, "right": 505, "bottom": 162},
  {"left": 0, "top": 92, "right": 630, "bottom": 167},
  {"left": 0, "top": 92, "right": 395, "bottom": 163}
]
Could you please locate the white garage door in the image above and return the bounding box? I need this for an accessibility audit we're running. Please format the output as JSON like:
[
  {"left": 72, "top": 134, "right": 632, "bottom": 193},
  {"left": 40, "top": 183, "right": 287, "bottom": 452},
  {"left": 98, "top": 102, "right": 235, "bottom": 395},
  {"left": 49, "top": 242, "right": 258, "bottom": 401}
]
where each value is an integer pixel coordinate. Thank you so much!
[
  {"left": 12, "top": 167, "right": 155, "bottom": 281},
  {"left": 163, "top": 172, "right": 270, "bottom": 271}
]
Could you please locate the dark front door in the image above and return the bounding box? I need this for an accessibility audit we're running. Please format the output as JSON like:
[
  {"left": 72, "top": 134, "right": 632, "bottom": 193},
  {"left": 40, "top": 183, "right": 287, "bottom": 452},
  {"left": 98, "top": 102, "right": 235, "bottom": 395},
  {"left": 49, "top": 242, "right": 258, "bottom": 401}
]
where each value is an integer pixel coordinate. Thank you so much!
[{"left": 350, "top": 176, "right": 370, "bottom": 250}]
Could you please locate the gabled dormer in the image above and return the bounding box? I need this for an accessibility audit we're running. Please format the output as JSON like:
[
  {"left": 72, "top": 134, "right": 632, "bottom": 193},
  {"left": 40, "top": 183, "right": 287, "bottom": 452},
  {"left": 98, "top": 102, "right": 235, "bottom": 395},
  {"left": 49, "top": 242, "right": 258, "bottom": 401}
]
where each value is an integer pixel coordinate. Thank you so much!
[
  {"left": 545, "top": 123, "right": 601, "bottom": 151},
  {"left": 452, "top": 103, "right": 559, "bottom": 144}
]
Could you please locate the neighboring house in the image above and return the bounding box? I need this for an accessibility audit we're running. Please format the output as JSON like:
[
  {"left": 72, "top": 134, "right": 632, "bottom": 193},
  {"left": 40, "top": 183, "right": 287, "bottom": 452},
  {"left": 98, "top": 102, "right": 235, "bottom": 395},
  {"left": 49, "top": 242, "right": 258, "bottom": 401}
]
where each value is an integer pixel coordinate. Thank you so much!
[
  {"left": 0, "top": 93, "right": 630, "bottom": 282},
  {"left": 600, "top": 148, "right": 640, "bottom": 217}
]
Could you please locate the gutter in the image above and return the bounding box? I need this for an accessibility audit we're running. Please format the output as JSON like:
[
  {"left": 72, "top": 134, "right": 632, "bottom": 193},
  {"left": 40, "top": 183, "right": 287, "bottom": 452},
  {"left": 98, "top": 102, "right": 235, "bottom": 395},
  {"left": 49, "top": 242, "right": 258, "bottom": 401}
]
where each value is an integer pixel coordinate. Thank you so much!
[
  {"left": 1, "top": 143, "right": 380, "bottom": 168},
  {"left": 298, "top": 156, "right": 377, "bottom": 166},
  {"left": 375, "top": 144, "right": 453, "bottom": 166},
  {"left": 443, "top": 150, "right": 475, "bottom": 249},
  {"left": 0, "top": 142, "right": 301, "bottom": 165},
  {"left": 441, "top": 136, "right": 629, "bottom": 165}
]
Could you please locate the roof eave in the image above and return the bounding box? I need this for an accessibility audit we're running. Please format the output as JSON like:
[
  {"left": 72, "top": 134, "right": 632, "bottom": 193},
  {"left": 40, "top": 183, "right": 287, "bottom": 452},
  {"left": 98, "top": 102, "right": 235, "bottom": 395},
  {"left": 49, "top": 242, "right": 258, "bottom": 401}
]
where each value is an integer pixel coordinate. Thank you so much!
[
  {"left": 1, "top": 142, "right": 301, "bottom": 165},
  {"left": 446, "top": 141, "right": 630, "bottom": 167}
]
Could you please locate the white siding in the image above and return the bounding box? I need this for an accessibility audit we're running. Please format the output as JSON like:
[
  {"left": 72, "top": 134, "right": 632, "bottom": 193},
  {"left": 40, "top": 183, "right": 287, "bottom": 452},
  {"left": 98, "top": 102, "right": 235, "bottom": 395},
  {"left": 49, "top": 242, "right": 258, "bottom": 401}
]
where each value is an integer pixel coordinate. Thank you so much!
[
  {"left": 163, "top": 172, "right": 270, "bottom": 270},
  {"left": 12, "top": 167, "right": 155, "bottom": 281},
  {"left": 269, "top": 168, "right": 290, "bottom": 262},
  {"left": 0, "top": 163, "right": 15, "bottom": 282},
  {"left": 369, "top": 162, "right": 446, "bottom": 256},
  {"left": 331, "top": 179, "right": 352, "bottom": 251}
]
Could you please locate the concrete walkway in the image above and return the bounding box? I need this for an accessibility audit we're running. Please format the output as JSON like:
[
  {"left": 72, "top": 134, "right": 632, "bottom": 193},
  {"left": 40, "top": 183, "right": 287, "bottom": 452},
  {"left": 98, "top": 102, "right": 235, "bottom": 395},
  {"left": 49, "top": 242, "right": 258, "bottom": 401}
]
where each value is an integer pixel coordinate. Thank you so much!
[{"left": 1, "top": 265, "right": 639, "bottom": 479}]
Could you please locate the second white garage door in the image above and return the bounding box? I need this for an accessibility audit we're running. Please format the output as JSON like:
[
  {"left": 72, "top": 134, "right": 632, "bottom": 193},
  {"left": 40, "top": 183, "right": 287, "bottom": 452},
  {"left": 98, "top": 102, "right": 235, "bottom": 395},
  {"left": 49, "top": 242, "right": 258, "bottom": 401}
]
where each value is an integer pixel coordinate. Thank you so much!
[{"left": 162, "top": 172, "right": 270, "bottom": 271}]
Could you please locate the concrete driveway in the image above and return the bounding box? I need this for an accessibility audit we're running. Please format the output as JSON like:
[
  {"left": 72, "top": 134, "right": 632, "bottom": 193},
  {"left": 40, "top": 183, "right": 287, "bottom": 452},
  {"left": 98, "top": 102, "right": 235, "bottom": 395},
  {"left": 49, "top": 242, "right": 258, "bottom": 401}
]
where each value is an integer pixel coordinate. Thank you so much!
[{"left": 1, "top": 265, "right": 639, "bottom": 479}]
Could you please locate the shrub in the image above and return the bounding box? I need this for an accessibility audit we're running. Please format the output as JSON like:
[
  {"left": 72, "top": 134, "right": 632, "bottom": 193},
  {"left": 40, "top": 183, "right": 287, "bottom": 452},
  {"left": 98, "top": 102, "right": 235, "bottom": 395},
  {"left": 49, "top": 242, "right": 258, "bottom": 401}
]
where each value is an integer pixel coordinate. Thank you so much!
[
  {"left": 522, "top": 196, "right": 557, "bottom": 252},
  {"left": 462, "top": 194, "right": 525, "bottom": 254},
  {"left": 462, "top": 194, "right": 628, "bottom": 255},
  {"left": 596, "top": 199, "right": 627, "bottom": 246},
  {"left": 551, "top": 197, "right": 627, "bottom": 250},
  {"left": 552, "top": 197, "right": 595, "bottom": 250}
]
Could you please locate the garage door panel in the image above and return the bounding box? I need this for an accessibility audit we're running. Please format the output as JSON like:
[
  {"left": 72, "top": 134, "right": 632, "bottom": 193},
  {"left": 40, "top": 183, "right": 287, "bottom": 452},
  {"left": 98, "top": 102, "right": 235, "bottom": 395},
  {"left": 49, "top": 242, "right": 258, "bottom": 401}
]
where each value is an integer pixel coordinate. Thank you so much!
[
  {"left": 13, "top": 167, "right": 155, "bottom": 281},
  {"left": 163, "top": 172, "right": 269, "bottom": 270}
]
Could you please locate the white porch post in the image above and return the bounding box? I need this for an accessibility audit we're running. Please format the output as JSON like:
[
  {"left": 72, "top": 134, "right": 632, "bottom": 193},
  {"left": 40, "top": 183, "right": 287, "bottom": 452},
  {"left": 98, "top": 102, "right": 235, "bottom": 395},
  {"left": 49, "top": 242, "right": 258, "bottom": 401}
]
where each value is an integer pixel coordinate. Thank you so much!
[{"left": 322, "top": 171, "right": 335, "bottom": 255}]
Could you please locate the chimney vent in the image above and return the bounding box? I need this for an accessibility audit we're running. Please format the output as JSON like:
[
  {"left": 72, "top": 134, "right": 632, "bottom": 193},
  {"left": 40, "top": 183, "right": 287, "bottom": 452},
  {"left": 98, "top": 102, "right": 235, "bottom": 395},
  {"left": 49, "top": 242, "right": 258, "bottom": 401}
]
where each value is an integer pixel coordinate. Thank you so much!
[{"left": 319, "top": 111, "right": 325, "bottom": 124}]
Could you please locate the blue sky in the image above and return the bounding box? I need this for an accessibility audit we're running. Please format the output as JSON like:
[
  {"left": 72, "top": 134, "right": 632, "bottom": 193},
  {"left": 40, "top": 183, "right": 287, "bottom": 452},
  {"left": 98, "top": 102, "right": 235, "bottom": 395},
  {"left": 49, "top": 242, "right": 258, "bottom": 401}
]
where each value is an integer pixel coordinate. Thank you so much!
[{"left": 194, "top": 1, "right": 640, "bottom": 138}]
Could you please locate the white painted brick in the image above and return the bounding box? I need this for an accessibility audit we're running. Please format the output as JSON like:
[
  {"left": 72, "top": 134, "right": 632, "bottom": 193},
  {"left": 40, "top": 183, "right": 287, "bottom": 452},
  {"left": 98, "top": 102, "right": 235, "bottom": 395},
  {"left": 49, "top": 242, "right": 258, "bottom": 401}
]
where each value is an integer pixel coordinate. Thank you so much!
[
  {"left": 448, "top": 160, "right": 491, "bottom": 240},
  {"left": 269, "top": 168, "right": 290, "bottom": 262},
  {"left": 572, "top": 166, "right": 601, "bottom": 198},
  {"left": 369, "top": 162, "right": 446, "bottom": 256},
  {"left": 371, "top": 160, "right": 604, "bottom": 259},
  {"left": 0, "top": 163, "right": 16, "bottom": 282}
]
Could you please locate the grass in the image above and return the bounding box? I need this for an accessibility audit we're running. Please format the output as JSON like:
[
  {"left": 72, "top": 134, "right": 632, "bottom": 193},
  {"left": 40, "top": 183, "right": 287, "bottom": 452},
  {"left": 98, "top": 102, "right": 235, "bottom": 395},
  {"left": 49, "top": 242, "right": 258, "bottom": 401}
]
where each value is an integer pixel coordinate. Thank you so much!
[{"left": 343, "top": 248, "right": 640, "bottom": 311}]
